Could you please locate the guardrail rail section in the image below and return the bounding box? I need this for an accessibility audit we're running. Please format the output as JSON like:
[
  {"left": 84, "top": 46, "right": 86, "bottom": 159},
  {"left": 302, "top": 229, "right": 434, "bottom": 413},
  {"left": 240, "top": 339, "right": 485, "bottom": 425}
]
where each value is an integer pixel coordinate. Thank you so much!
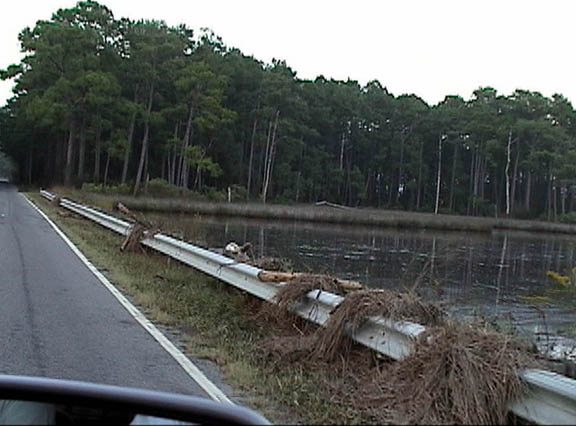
[{"left": 39, "top": 190, "right": 576, "bottom": 425}]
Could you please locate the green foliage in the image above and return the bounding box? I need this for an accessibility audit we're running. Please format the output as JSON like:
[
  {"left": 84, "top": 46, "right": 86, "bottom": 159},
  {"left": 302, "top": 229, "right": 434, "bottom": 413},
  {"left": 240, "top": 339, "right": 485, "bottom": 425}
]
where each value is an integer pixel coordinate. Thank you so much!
[
  {"left": 184, "top": 145, "right": 222, "bottom": 178},
  {"left": 558, "top": 212, "right": 576, "bottom": 224},
  {"left": 81, "top": 182, "right": 131, "bottom": 195},
  {"left": 145, "top": 178, "right": 190, "bottom": 198},
  {"left": 3, "top": 1, "right": 576, "bottom": 221}
]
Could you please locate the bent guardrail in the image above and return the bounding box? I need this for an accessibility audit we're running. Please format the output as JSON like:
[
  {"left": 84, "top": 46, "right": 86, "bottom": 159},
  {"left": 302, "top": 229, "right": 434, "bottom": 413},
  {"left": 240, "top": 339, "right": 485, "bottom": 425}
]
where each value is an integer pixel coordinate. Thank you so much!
[{"left": 39, "top": 190, "right": 576, "bottom": 424}]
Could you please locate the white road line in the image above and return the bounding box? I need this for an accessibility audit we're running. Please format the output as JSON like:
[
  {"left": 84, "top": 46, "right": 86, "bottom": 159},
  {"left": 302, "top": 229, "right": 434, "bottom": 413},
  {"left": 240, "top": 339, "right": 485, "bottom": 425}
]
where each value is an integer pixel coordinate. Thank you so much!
[{"left": 23, "top": 194, "right": 233, "bottom": 404}]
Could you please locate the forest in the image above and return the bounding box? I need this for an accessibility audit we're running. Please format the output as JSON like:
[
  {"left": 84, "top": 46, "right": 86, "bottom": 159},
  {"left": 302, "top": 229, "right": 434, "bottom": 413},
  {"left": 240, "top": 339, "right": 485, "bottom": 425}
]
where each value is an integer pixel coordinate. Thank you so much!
[{"left": 1, "top": 1, "right": 576, "bottom": 220}]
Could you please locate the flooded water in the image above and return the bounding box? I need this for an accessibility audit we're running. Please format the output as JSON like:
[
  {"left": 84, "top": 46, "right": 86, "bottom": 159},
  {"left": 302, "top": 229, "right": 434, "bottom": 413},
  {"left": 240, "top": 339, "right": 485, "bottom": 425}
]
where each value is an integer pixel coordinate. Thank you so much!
[{"left": 150, "top": 212, "right": 576, "bottom": 359}]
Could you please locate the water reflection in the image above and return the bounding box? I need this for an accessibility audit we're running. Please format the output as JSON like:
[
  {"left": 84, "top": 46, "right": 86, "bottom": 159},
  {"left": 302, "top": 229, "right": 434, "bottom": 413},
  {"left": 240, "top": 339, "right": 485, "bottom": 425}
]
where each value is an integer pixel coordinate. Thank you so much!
[{"left": 151, "top": 212, "right": 576, "bottom": 357}]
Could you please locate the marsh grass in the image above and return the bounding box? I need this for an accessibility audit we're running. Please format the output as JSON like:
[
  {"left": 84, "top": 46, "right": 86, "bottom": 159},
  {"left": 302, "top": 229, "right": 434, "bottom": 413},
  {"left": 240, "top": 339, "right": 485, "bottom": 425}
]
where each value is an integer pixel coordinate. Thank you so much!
[{"left": 52, "top": 186, "right": 576, "bottom": 235}]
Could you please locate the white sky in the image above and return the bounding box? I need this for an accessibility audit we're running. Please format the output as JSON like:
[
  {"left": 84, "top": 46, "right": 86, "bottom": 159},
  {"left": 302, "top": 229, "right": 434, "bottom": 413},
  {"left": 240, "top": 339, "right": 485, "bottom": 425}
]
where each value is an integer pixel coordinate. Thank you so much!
[{"left": 1, "top": 0, "right": 575, "bottom": 107}]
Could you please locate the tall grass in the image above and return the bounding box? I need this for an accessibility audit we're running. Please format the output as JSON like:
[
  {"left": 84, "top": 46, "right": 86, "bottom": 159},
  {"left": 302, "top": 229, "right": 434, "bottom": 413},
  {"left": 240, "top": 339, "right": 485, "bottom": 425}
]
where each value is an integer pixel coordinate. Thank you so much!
[{"left": 54, "top": 187, "right": 576, "bottom": 236}]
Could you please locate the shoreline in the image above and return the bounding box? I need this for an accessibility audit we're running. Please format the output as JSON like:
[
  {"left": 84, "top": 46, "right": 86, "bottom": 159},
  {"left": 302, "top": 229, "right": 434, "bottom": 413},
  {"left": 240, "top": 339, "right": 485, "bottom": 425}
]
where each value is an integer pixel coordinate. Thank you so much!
[{"left": 82, "top": 193, "right": 576, "bottom": 236}]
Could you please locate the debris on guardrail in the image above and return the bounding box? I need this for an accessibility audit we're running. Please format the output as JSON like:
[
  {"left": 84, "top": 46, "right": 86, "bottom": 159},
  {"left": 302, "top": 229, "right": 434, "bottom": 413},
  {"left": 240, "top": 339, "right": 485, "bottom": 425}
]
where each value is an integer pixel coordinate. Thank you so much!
[
  {"left": 224, "top": 241, "right": 254, "bottom": 262},
  {"left": 223, "top": 241, "right": 295, "bottom": 272},
  {"left": 264, "top": 285, "right": 536, "bottom": 423},
  {"left": 276, "top": 274, "right": 342, "bottom": 306},
  {"left": 263, "top": 288, "right": 536, "bottom": 425},
  {"left": 259, "top": 271, "right": 362, "bottom": 291},
  {"left": 116, "top": 202, "right": 159, "bottom": 252},
  {"left": 52, "top": 195, "right": 61, "bottom": 206},
  {"left": 314, "top": 289, "right": 445, "bottom": 360},
  {"left": 379, "top": 323, "right": 533, "bottom": 424}
]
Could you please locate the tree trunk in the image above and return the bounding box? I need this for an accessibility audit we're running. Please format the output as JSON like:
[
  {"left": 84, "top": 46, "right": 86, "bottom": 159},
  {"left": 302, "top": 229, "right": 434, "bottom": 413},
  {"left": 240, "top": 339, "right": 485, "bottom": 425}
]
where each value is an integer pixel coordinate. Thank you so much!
[
  {"left": 246, "top": 116, "right": 258, "bottom": 200},
  {"left": 479, "top": 153, "right": 486, "bottom": 200},
  {"left": 193, "top": 163, "right": 201, "bottom": 190},
  {"left": 121, "top": 109, "right": 137, "bottom": 185},
  {"left": 434, "top": 134, "right": 442, "bottom": 214},
  {"left": 64, "top": 119, "right": 76, "bottom": 186},
  {"left": 561, "top": 185, "right": 567, "bottom": 215},
  {"left": 396, "top": 131, "right": 407, "bottom": 203},
  {"left": 170, "top": 148, "right": 177, "bottom": 185},
  {"left": 178, "top": 103, "right": 195, "bottom": 187},
  {"left": 133, "top": 82, "right": 155, "bottom": 196},
  {"left": 295, "top": 171, "right": 301, "bottom": 202},
  {"left": 262, "top": 110, "right": 280, "bottom": 203},
  {"left": 167, "top": 121, "right": 179, "bottom": 185},
  {"left": 449, "top": 139, "right": 458, "bottom": 212},
  {"left": 505, "top": 130, "right": 512, "bottom": 216},
  {"left": 510, "top": 137, "right": 520, "bottom": 214},
  {"left": 77, "top": 118, "right": 86, "bottom": 182},
  {"left": 546, "top": 164, "right": 553, "bottom": 221},
  {"left": 93, "top": 116, "right": 102, "bottom": 183},
  {"left": 27, "top": 144, "right": 33, "bottom": 185},
  {"left": 339, "top": 130, "right": 345, "bottom": 171},
  {"left": 261, "top": 119, "right": 273, "bottom": 198},
  {"left": 143, "top": 144, "right": 149, "bottom": 189},
  {"left": 524, "top": 171, "right": 531, "bottom": 212},
  {"left": 467, "top": 143, "right": 476, "bottom": 215},
  {"left": 416, "top": 139, "right": 424, "bottom": 210},
  {"left": 494, "top": 170, "right": 500, "bottom": 216},
  {"left": 103, "top": 152, "right": 110, "bottom": 187},
  {"left": 553, "top": 184, "right": 558, "bottom": 222}
]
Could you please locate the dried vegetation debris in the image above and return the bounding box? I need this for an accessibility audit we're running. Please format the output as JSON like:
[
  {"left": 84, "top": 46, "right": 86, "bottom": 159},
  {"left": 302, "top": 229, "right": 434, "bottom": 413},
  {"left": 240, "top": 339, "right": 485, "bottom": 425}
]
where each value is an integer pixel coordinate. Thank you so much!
[
  {"left": 274, "top": 274, "right": 344, "bottom": 308},
  {"left": 314, "top": 289, "right": 446, "bottom": 360},
  {"left": 221, "top": 240, "right": 294, "bottom": 272},
  {"left": 116, "top": 202, "right": 160, "bottom": 252},
  {"left": 386, "top": 323, "right": 534, "bottom": 425},
  {"left": 260, "top": 285, "right": 537, "bottom": 425},
  {"left": 249, "top": 256, "right": 294, "bottom": 272}
]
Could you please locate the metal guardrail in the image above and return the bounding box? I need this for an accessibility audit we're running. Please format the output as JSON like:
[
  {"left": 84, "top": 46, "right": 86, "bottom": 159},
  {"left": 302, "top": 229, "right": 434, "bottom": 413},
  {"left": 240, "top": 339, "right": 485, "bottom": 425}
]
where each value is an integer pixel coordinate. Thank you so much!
[{"left": 39, "top": 190, "right": 576, "bottom": 424}]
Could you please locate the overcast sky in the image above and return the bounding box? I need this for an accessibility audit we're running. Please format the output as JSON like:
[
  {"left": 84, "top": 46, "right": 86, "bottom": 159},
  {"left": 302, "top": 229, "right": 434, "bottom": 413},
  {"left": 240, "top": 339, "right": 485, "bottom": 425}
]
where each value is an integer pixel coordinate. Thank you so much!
[{"left": 1, "top": 0, "right": 575, "bottom": 107}]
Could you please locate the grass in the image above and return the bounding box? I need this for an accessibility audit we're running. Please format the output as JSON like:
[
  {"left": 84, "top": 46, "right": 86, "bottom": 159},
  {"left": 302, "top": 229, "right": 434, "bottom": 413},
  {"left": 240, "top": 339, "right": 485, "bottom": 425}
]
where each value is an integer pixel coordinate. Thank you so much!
[
  {"left": 27, "top": 192, "right": 372, "bottom": 424},
  {"left": 29, "top": 189, "right": 547, "bottom": 424},
  {"left": 50, "top": 186, "right": 576, "bottom": 236}
]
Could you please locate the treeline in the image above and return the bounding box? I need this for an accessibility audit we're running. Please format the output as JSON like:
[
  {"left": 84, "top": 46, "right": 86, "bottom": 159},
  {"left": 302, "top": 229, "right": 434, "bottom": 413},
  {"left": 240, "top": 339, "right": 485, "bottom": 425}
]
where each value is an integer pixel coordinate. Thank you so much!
[{"left": 2, "top": 1, "right": 576, "bottom": 220}]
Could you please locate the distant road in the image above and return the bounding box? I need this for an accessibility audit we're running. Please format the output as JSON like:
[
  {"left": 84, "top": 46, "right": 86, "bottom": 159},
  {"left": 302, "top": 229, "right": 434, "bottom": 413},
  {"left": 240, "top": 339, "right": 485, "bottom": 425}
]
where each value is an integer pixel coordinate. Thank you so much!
[{"left": 0, "top": 184, "right": 210, "bottom": 397}]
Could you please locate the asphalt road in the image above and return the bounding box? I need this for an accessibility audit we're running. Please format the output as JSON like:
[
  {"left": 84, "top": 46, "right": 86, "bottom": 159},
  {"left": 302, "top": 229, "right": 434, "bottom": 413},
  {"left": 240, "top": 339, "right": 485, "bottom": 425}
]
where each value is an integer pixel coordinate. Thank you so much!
[{"left": 0, "top": 184, "right": 211, "bottom": 398}]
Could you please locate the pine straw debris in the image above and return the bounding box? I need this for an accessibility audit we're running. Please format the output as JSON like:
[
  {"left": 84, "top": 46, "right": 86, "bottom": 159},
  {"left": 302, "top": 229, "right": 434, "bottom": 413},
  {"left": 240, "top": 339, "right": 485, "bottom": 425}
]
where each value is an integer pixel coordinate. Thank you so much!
[
  {"left": 273, "top": 273, "right": 344, "bottom": 311},
  {"left": 378, "top": 323, "right": 535, "bottom": 425},
  {"left": 315, "top": 289, "right": 446, "bottom": 360},
  {"left": 260, "top": 287, "right": 537, "bottom": 424}
]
